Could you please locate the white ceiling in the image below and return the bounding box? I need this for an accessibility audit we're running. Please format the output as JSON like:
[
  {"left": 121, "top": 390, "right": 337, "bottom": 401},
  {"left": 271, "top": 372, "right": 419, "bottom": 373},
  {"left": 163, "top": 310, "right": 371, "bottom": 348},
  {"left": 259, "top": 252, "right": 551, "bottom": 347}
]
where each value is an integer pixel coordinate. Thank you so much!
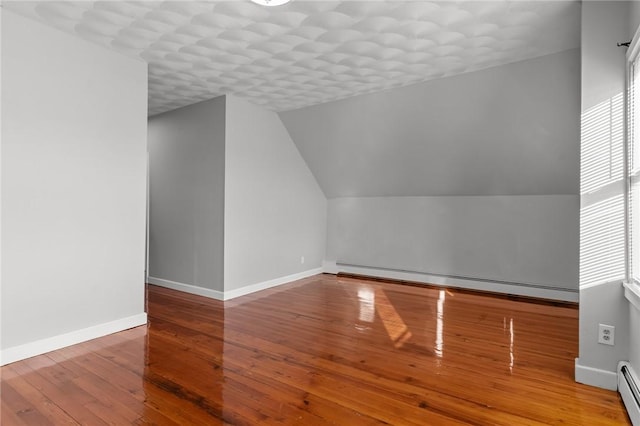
[{"left": 4, "top": 1, "right": 581, "bottom": 115}]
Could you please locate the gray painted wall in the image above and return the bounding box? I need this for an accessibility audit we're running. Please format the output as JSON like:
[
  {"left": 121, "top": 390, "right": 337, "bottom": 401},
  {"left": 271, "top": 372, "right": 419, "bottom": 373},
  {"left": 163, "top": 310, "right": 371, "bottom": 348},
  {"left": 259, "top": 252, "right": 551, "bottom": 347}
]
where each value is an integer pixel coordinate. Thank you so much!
[
  {"left": 576, "top": 1, "right": 631, "bottom": 387},
  {"left": 632, "top": 307, "right": 640, "bottom": 377},
  {"left": 2, "top": 11, "right": 147, "bottom": 349},
  {"left": 224, "top": 95, "right": 326, "bottom": 291},
  {"left": 632, "top": 1, "right": 640, "bottom": 36},
  {"left": 148, "top": 97, "right": 226, "bottom": 291},
  {"left": 328, "top": 195, "right": 578, "bottom": 290},
  {"left": 282, "top": 49, "right": 580, "bottom": 294},
  {"left": 280, "top": 49, "right": 580, "bottom": 198}
]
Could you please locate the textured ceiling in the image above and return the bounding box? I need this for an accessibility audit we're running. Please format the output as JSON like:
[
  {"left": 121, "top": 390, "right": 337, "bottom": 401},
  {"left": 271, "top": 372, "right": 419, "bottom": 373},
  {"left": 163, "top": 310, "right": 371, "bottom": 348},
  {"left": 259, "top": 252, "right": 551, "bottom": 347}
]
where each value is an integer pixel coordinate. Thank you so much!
[{"left": 3, "top": 1, "right": 581, "bottom": 115}]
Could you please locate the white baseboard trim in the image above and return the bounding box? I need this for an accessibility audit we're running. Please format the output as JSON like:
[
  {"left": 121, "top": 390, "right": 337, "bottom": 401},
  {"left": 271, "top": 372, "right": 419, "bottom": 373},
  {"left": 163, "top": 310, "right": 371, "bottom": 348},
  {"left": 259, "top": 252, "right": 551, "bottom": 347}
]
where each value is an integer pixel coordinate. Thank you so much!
[
  {"left": 575, "top": 358, "right": 618, "bottom": 390},
  {"left": 336, "top": 264, "right": 579, "bottom": 303},
  {"left": 148, "top": 267, "right": 323, "bottom": 301},
  {"left": 0, "top": 313, "right": 148, "bottom": 366},
  {"left": 224, "top": 267, "right": 323, "bottom": 300},
  {"left": 148, "top": 276, "right": 225, "bottom": 300}
]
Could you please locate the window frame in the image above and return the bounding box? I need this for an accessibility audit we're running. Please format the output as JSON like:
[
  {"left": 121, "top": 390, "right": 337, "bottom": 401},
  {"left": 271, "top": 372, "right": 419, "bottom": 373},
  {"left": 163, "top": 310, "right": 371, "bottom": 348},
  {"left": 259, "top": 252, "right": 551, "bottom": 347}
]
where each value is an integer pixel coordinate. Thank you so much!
[{"left": 626, "top": 24, "right": 640, "bottom": 291}]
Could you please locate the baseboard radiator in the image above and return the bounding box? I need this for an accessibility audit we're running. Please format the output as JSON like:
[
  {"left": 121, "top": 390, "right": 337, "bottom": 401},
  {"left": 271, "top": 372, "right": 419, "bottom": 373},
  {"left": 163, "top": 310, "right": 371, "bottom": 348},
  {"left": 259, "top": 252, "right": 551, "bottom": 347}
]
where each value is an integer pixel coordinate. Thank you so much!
[{"left": 619, "top": 362, "right": 640, "bottom": 425}]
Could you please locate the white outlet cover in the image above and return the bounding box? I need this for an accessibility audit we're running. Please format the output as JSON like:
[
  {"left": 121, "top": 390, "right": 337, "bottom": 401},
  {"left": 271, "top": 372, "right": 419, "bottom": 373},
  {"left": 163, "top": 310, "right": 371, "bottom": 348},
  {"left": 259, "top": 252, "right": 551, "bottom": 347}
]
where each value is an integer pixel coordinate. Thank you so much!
[{"left": 598, "top": 324, "right": 615, "bottom": 346}]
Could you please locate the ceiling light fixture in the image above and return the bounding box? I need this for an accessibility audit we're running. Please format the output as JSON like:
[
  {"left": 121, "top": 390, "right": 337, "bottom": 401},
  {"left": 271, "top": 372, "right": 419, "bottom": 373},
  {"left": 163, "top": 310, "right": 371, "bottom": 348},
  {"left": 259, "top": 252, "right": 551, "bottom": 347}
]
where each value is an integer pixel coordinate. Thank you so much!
[{"left": 250, "top": 0, "right": 291, "bottom": 6}]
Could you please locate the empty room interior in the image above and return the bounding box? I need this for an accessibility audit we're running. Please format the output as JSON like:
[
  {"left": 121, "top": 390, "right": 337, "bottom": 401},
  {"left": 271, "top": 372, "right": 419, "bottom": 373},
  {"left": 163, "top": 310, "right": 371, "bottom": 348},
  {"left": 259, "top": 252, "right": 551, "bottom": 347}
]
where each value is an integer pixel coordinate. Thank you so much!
[{"left": 3, "top": 0, "right": 640, "bottom": 424}]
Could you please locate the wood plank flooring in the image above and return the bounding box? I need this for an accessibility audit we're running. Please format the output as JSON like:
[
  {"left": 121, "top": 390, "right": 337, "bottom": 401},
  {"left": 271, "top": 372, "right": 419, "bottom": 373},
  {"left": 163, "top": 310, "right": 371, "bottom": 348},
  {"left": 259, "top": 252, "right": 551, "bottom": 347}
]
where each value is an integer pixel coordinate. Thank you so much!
[{"left": 0, "top": 274, "right": 631, "bottom": 425}]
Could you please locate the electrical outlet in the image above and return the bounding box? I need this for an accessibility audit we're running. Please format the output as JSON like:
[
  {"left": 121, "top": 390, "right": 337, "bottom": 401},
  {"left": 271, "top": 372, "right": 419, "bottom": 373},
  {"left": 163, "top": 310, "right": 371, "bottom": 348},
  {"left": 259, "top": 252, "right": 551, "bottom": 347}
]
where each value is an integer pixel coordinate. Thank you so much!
[
  {"left": 301, "top": 256, "right": 305, "bottom": 264},
  {"left": 598, "top": 324, "right": 615, "bottom": 346}
]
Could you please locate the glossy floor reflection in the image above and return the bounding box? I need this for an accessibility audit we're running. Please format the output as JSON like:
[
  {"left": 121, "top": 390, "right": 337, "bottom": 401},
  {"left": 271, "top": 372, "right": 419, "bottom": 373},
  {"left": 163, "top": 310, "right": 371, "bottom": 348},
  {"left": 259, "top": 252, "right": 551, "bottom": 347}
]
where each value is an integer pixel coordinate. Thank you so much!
[{"left": 1, "top": 274, "right": 631, "bottom": 425}]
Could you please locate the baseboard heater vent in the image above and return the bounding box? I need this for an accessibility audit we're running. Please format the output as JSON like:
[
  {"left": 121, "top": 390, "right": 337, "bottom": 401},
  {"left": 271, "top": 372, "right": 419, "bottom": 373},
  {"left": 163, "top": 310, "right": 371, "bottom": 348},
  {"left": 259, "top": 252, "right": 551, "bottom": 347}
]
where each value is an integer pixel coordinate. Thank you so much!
[
  {"left": 619, "top": 362, "right": 640, "bottom": 425},
  {"left": 336, "top": 262, "right": 578, "bottom": 292}
]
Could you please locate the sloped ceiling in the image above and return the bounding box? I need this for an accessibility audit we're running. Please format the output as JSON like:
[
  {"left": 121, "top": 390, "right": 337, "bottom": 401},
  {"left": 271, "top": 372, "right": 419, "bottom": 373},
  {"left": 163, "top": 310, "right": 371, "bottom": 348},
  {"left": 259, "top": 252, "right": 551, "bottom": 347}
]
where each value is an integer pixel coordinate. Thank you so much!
[
  {"left": 280, "top": 49, "right": 580, "bottom": 198},
  {"left": 3, "top": 1, "right": 580, "bottom": 115}
]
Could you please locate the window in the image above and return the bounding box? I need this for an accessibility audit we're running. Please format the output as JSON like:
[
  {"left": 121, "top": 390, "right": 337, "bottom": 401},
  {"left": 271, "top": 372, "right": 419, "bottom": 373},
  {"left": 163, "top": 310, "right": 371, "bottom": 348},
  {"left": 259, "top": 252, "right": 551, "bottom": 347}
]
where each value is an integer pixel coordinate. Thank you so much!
[{"left": 628, "top": 28, "right": 640, "bottom": 284}]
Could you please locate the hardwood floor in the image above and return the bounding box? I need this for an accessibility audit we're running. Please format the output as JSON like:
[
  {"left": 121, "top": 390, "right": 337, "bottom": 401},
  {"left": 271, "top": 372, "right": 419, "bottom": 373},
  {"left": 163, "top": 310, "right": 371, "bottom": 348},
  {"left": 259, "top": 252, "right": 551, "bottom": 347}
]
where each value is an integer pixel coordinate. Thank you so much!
[{"left": 1, "top": 274, "right": 630, "bottom": 425}]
